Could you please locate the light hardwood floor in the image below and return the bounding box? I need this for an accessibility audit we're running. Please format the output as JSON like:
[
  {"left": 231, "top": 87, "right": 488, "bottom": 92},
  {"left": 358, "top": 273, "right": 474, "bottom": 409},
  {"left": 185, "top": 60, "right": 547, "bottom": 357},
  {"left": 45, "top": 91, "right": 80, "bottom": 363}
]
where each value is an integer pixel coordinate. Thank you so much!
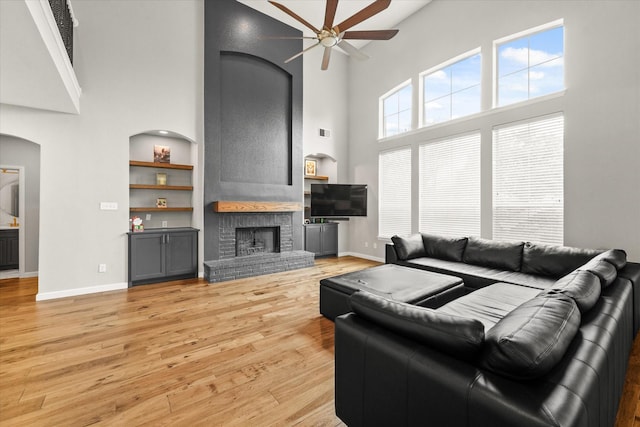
[{"left": 0, "top": 257, "right": 638, "bottom": 426}]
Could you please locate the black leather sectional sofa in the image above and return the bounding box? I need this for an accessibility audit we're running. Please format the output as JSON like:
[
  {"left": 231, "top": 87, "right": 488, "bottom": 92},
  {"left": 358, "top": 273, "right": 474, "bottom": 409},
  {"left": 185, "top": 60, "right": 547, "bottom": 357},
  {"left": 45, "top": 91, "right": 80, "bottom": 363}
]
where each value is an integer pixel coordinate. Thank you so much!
[{"left": 334, "top": 234, "right": 640, "bottom": 427}]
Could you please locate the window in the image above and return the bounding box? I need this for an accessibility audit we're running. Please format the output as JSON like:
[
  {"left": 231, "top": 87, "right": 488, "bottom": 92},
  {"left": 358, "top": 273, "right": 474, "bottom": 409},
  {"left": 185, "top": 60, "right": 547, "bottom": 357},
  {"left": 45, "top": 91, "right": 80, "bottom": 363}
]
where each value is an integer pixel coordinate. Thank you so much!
[
  {"left": 379, "top": 147, "right": 412, "bottom": 238},
  {"left": 493, "top": 113, "right": 564, "bottom": 244},
  {"left": 496, "top": 21, "right": 564, "bottom": 107},
  {"left": 419, "top": 133, "right": 481, "bottom": 237},
  {"left": 381, "top": 82, "right": 412, "bottom": 137},
  {"left": 421, "top": 51, "right": 481, "bottom": 126}
]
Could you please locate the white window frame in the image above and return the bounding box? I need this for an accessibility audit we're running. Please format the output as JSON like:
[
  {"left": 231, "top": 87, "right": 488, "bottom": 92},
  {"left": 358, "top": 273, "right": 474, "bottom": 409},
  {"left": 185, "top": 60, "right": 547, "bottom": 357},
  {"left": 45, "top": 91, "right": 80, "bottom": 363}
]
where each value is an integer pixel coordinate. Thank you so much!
[
  {"left": 379, "top": 79, "right": 413, "bottom": 139},
  {"left": 419, "top": 48, "right": 482, "bottom": 128},
  {"left": 493, "top": 19, "right": 565, "bottom": 108}
]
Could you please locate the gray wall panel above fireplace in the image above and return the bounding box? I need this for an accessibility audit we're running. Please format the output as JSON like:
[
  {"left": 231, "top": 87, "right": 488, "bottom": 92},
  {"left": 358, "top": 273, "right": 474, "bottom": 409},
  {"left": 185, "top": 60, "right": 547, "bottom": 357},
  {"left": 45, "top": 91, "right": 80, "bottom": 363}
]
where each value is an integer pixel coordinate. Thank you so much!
[
  {"left": 204, "top": 0, "right": 303, "bottom": 261},
  {"left": 220, "top": 52, "right": 292, "bottom": 186}
]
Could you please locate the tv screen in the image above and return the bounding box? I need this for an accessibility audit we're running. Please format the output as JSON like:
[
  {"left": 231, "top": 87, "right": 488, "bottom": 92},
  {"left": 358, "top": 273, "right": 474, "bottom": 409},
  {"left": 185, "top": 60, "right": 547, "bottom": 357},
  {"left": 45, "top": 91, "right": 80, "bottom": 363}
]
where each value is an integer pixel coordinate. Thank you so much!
[{"left": 310, "top": 184, "right": 368, "bottom": 217}]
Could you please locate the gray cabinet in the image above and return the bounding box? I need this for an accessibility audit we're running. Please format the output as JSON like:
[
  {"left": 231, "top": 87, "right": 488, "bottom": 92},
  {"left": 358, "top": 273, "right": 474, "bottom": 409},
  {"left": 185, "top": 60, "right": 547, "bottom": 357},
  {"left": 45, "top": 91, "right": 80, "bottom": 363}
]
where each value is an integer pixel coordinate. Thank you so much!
[
  {"left": 0, "top": 229, "right": 19, "bottom": 270},
  {"left": 128, "top": 227, "right": 198, "bottom": 286},
  {"left": 304, "top": 223, "right": 338, "bottom": 257}
]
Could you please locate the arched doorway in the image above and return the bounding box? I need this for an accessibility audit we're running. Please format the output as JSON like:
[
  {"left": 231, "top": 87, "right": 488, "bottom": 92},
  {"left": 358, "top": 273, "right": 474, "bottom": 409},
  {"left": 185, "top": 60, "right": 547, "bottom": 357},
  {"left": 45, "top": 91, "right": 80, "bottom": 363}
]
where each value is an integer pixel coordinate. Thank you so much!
[{"left": 0, "top": 134, "right": 40, "bottom": 287}]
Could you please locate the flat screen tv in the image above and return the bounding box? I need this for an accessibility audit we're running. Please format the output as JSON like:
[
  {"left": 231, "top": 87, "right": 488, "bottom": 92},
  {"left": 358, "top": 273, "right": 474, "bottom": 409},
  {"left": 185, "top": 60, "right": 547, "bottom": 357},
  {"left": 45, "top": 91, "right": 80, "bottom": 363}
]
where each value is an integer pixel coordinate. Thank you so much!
[{"left": 310, "top": 184, "right": 368, "bottom": 217}]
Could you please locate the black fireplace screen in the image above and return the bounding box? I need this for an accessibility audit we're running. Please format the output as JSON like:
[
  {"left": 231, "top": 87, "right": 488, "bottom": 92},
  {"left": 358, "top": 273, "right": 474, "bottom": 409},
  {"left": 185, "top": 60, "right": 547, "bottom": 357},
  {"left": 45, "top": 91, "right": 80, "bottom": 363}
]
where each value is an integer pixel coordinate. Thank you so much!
[{"left": 235, "top": 227, "right": 280, "bottom": 256}]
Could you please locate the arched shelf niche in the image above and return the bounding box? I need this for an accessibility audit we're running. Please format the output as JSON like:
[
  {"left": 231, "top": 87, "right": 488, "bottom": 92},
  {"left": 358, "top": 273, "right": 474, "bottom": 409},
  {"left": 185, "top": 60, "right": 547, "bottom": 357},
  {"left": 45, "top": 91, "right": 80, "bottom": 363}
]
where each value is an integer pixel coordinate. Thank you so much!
[
  {"left": 303, "top": 152, "right": 337, "bottom": 221},
  {"left": 128, "top": 130, "right": 198, "bottom": 229}
]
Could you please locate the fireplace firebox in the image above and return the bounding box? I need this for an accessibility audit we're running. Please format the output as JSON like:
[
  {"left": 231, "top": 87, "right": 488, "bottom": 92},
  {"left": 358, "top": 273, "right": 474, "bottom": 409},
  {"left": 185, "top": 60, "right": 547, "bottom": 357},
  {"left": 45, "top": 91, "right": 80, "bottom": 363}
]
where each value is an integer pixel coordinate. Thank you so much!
[{"left": 235, "top": 226, "right": 280, "bottom": 257}]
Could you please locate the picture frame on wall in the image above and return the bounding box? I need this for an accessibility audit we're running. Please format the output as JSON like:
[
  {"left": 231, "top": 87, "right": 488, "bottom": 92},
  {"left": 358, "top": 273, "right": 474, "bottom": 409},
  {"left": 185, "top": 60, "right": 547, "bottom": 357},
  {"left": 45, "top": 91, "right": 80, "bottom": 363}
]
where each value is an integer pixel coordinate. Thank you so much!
[
  {"left": 305, "top": 159, "right": 317, "bottom": 176},
  {"left": 154, "top": 145, "right": 170, "bottom": 163}
]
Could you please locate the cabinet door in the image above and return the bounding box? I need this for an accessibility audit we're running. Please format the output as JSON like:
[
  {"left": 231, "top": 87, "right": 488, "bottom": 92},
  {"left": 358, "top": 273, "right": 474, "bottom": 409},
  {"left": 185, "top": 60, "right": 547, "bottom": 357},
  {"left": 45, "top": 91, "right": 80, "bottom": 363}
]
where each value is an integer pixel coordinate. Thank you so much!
[
  {"left": 321, "top": 224, "right": 338, "bottom": 256},
  {"left": 129, "top": 233, "right": 165, "bottom": 283},
  {"left": 304, "top": 225, "right": 322, "bottom": 255},
  {"left": 166, "top": 231, "right": 197, "bottom": 277},
  {"left": 0, "top": 230, "right": 19, "bottom": 270}
]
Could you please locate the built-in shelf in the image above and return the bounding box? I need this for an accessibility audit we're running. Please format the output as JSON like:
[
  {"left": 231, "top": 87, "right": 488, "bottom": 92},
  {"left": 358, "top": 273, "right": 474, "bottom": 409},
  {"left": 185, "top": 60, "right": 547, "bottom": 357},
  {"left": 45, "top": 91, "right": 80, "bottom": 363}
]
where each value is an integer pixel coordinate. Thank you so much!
[
  {"left": 304, "top": 175, "right": 329, "bottom": 181},
  {"left": 129, "top": 160, "right": 193, "bottom": 170},
  {"left": 130, "top": 184, "right": 193, "bottom": 191},
  {"left": 130, "top": 207, "right": 194, "bottom": 212}
]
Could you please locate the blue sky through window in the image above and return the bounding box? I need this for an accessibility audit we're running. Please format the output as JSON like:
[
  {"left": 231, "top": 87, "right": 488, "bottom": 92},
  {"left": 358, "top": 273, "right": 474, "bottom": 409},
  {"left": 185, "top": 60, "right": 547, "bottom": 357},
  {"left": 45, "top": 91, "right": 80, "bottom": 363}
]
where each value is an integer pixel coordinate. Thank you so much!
[
  {"left": 383, "top": 84, "right": 412, "bottom": 137},
  {"left": 498, "top": 25, "right": 564, "bottom": 106},
  {"left": 423, "top": 53, "right": 481, "bottom": 125}
]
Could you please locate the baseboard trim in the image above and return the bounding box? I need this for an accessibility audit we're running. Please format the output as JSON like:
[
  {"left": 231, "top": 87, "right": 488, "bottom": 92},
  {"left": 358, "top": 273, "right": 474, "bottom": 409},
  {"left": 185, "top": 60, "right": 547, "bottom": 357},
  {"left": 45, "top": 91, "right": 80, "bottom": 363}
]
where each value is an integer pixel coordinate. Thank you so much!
[
  {"left": 21, "top": 271, "right": 39, "bottom": 278},
  {"left": 36, "top": 282, "right": 128, "bottom": 301},
  {"left": 339, "top": 252, "right": 384, "bottom": 263}
]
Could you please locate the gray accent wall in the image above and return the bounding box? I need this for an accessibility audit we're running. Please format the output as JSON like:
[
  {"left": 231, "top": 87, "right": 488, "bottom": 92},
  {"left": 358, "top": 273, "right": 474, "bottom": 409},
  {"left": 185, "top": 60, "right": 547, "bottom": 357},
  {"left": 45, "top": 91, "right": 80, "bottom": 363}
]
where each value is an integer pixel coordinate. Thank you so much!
[
  {"left": 204, "top": 0, "right": 303, "bottom": 260},
  {"left": 0, "top": 134, "right": 40, "bottom": 273}
]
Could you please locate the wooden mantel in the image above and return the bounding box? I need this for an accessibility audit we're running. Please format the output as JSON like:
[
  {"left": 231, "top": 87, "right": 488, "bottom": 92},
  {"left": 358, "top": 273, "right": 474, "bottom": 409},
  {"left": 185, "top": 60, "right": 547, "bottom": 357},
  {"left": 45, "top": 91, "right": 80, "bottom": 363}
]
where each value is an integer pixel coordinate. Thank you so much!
[{"left": 213, "top": 201, "right": 302, "bottom": 213}]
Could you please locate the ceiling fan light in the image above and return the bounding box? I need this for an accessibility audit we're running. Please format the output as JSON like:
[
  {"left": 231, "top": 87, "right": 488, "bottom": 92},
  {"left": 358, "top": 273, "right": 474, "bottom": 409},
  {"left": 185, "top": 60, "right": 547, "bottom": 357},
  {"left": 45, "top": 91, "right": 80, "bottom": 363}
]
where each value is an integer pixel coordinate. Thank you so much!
[{"left": 320, "top": 36, "right": 338, "bottom": 47}]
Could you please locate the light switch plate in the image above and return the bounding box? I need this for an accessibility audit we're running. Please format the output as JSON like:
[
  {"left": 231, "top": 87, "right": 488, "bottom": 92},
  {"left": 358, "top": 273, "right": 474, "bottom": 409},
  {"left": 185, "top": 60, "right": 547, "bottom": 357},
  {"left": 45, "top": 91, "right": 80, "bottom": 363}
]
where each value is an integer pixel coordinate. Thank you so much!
[{"left": 100, "top": 202, "right": 118, "bottom": 210}]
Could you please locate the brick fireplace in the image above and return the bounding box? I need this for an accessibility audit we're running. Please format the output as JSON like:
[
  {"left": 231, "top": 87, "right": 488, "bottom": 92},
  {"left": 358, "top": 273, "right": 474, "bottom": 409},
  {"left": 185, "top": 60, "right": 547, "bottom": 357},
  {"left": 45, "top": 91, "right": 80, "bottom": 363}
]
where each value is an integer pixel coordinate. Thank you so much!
[{"left": 204, "top": 206, "right": 314, "bottom": 283}]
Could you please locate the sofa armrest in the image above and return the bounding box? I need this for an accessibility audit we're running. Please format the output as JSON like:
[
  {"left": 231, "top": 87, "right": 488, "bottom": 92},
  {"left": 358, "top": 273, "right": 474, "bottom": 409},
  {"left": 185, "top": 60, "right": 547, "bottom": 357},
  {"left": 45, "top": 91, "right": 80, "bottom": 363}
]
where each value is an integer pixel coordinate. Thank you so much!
[
  {"left": 385, "top": 243, "right": 398, "bottom": 264},
  {"left": 618, "top": 261, "right": 640, "bottom": 334}
]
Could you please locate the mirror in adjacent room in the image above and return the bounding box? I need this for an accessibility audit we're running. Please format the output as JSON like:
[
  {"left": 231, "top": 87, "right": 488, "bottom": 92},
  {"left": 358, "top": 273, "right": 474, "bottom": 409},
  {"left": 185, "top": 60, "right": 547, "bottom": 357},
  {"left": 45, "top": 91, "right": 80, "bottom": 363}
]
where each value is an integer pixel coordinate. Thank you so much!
[{"left": 0, "top": 168, "right": 20, "bottom": 226}]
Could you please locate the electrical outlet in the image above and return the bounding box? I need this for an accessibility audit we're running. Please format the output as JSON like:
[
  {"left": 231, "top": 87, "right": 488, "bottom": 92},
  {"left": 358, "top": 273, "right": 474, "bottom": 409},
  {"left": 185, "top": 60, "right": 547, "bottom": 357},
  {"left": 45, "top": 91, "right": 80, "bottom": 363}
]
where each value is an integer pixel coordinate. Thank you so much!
[
  {"left": 373, "top": 242, "right": 377, "bottom": 249},
  {"left": 364, "top": 242, "right": 368, "bottom": 248},
  {"left": 162, "top": 221, "right": 168, "bottom": 228},
  {"left": 146, "top": 214, "right": 152, "bottom": 221},
  {"left": 98, "top": 264, "right": 107, "bottom": 273}
]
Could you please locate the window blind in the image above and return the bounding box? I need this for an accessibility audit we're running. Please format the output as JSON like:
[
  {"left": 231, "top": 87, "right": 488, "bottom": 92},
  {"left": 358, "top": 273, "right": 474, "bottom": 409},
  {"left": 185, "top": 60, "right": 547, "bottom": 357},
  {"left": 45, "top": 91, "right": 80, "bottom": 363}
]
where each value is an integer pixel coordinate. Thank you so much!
[
  {"left": 493, "top": 113, "right": 564, "bottom": 244},
  {"left": 379, "top": 147, "right": 412, "bottom": 238},
  {"left": 419, "top": 133, "right": 481, "bottom": 237}
]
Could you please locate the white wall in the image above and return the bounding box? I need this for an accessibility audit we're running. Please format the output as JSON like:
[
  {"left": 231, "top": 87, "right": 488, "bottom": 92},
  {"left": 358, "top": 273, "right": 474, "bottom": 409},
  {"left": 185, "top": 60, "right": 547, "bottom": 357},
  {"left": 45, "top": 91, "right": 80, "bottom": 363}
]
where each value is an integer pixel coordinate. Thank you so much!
[
  {"left": 0, "top": 1, "right": 204, "bottom": 297},
  {"left": 347, "top": 0, "right": 640, "bottom": 261}
]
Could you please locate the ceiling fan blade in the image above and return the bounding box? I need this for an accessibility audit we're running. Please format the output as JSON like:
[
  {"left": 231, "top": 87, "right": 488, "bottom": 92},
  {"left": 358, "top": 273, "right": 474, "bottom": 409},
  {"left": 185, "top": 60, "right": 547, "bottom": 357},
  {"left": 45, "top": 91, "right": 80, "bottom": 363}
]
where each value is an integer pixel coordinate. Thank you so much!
[
  {"left": 342, "top": 29, "right": 399, "bottom": 40},
  {"left": 337, "top": 40, "right": 369, "bottom": 61},
  {"left": 323, "top": 0, "right": 339, "bottom": 30},
  {"left": 269, "top": 1, "right": 321, "bottom": 34},
  {"left": 333, "top": 0, "right": 391, "bottom": 33},
  {"left": 259, "top": 35, "right": 319, "bottom": 40},
  {"left": 284, "top": 42, "right": 320, "bottom": 64},
  {"left": 321, "top": 47, "right": 332, "bottom": 70}
]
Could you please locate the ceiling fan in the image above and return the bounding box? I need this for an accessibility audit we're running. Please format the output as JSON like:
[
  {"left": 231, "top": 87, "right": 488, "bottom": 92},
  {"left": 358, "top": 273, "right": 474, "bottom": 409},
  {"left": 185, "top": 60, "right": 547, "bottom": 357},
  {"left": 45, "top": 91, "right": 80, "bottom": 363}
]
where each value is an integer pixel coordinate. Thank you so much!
[{"left": 266, "top": 0, "right": 399, "bottom": 70}]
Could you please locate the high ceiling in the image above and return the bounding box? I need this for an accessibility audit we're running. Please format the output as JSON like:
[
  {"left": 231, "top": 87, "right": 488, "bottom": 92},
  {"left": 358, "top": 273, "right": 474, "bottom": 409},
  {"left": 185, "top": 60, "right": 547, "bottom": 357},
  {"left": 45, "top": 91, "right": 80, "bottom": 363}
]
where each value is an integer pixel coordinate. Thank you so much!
[{"left": 237, "top": 0, "right": 432, "bottom": 49}]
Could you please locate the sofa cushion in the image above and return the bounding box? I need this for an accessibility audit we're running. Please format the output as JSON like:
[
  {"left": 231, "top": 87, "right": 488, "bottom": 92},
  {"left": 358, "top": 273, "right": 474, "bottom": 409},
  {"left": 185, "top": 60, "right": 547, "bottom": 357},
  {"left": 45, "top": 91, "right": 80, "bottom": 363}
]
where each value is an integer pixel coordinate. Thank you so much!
[
  {"left": 521, "top": 242, "right": 601, "bottom": 278},
  {"left": 391, "top": 234, "right": 426, "bottom": 261},
  {"left": 482, "top": 293, "right": 581, "bottom": 380},
  {"left": 579, "top": 259, "right": 617, "bottom": 288},
  {"left": 540, "top": 270, "right": 601, "bottom": 313},
  {"left": 437, "top": 282, "right": 540, "bottom": 331},
  {"left": 421, "top": 234, "right": 468, "bottom": 262},
  {"left": 350, "top": 290, "right": 485, "bottom": 359},
  {"left": 590, "top": 248, "right": 627, "bottom": 270},
  {"left": 463, "top": 237, "right": 524, "bottom": 272}
]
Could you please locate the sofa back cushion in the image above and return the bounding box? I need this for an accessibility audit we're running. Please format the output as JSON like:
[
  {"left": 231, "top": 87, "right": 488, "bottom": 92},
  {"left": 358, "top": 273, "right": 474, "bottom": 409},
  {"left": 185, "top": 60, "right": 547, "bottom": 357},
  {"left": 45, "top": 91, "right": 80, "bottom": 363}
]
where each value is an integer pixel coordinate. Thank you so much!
[
  {"left": 590, "top": 248, "right": 627, "bottom": 270},
  {"left": 482, "top": 293, "right": 580, "bottom": 380},
  {"left": 391, "top": 234, "right": 426, "bottom": 261},
  {"left": 540, "top": 270, "right": 601, "bottom": 313},
  {"left": 579, "top": 259, "right": 618, "bottom": 288},
  {"left": 463, "top": 237, "right": 524, "bottom": 271},
  {"left": 521, "top": 242, "right": 601, "bottom": 278},
  {"left": 421, "top": 234, "right": 468, "bottom": 262},
  {"left": 350, "top": 291, "right": 485, "bottom": 360}
]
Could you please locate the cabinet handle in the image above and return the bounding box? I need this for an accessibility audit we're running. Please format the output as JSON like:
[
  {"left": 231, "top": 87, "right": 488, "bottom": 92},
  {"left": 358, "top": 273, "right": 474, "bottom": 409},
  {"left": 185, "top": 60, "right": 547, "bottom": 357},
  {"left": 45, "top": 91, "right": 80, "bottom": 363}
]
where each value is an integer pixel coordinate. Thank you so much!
[{"left": 166, "top": 235, "right": 170, "bottom": 244}]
